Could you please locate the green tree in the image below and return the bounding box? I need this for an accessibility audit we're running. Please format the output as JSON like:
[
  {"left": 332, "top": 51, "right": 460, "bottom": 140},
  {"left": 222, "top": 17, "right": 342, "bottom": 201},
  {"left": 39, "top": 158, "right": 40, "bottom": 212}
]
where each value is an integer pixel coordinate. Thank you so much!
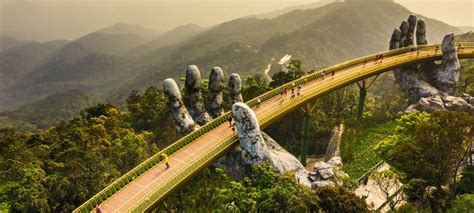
[
  {"left": 0, "top": 103, "right": 159, "bottom": 211},
  {"left": 456, "top": 165, "right": 474, "bottom": 195},
  {"left": 126, "top": 87, "right": 179, "bottom": 147},
  {"left": 449, "top": 194, "right": 474, "bottom": 213},
  {"left": 241, "top": 73, "right": 271, "bottom": 100},
  {"left": 214, "top": 162, "right": 319, "bottom": 211},
  {"left": 269, "top": 59, "right": 306, "bottom": 88},
  {"left": 314, "top": 185, "right": 369, "bottom": 213},
  {"left": 376, "top": 111, "right": 474, "bottom": 212},
  {"left": 370, "top": 170, "right": 404, "bottom": 210}
]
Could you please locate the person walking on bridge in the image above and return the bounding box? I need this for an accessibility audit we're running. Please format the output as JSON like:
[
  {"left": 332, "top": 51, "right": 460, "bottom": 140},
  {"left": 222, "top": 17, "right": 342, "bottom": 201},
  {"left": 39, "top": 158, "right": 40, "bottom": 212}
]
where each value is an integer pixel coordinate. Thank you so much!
[
  {"left": 228, "top": 114, "right": 233, "bottom": 127},
  {"left": 161, "top": 153, "right": 170, "bottom": 169},
  {"left": 95, "top": 205, "right": 102, "bottom": 213},
  {"left": 256, "top": 97, "right": 261, "bottom": 109}
]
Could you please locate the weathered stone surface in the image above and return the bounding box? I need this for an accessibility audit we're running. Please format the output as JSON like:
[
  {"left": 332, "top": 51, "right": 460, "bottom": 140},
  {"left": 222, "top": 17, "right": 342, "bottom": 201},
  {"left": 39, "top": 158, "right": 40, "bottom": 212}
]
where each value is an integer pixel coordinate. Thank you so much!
[
  {"left": 389, "top": 29, "right": 401, "bottom": 50},
  {"left": 232, "top": 102, "right": 268, "bottom": 165},
  {"left": 262, "top": 132, "right": 311, "bottom": 187},
  {"left": 311, "top": 180, "right": 335, "bottom": 188},
  {"left": 441, "top": 96, "right": 470, "bottom": 112},
  {"left": 229, "top": 73, "right": 244, "bottom": 104},
  {"left": 229, "top": 102, "right": 312, "bottom": 186},
  {"left": 461, "top": 93, "right": 474, "bottom": 105},
  {"left": 327, "top": 156, "right": 343, "bottom": 167},
  {"left": 399, "top": 21, "right": 409, "bottom": 44},
  {"left": 406, "top": 94, "right": 474, "bottom": 115},
  {"left": 325, "top": 124, "right": 344, "bottom": 161},
  {"left": 416, "top": 20, "right": 427, "bottom": 45},
  {"left": 414, "top": 96, "right": 446, "bottom": 113},
  {"left": 163, "top": 78, "right": 199, "bottom": 134},
  {"left": 185, "top": 65, "right": 212, "bottom": 125},
  {"left": 313, "top": 161, "right": 334, "bottom": 180},
  {"left": 403, "top": 15, "right": 417, "bottom": 47},
  {"left": 214, "top": 131, "right": 311, "bottom": 187},
  {"left": 390, "top": 16, "right": 472, "bottom": 115},
  {"left": 434, "top": 34, "right": 460, "bottom": 95},
  {"left": 206, "top": 67, "right": 225, "bottom": 118}
]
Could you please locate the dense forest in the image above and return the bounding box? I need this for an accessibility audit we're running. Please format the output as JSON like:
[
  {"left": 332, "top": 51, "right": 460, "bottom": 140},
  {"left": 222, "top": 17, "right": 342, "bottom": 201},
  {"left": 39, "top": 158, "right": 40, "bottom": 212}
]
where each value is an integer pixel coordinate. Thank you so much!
[
  {"left": 1, "top": 0, "right": 473, "bottom": 211},
  {"left": 1, "top": 57, "right": 473, "bottom": 211}
]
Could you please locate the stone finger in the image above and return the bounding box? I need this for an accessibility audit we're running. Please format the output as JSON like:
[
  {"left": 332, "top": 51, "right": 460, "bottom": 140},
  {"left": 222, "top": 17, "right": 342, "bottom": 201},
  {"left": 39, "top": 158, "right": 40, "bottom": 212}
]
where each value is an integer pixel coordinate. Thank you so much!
[
  {"left": 163, "top": 78, "right": 199, "bottom": 134},
  {"left": 389, "top": 29, "right": 401, "bottom": 50},
  {"left": 416, "top": 19, "right": 427, "bottom": 45},
  {"left": 434, "top": 33, "right": 460, "bottom": 95},
  {"left": 404, "top": 15, "right": 417, "bottom": 47},
  {"left": 229, "top": 73, "right": 244, "bottom": 104},
  {"left": 399, "top": 20, "right": 409, "bottom": 48},
  {"left": 232, "top": 102, "right": 267, "bottom": 164},
  {"left": 206, "top": 67, "right": 225, "bottom": 118},
  {"left": 185, "top": 65, "right": 212, "bottom": 125}
]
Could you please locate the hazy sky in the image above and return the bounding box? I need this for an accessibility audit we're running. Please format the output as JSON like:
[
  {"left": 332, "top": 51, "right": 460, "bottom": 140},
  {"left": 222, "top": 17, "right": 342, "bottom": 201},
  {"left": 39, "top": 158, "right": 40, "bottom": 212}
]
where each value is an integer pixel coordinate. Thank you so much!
[{"left": 1, "top": 0, "right": 472, "bottom": 41}]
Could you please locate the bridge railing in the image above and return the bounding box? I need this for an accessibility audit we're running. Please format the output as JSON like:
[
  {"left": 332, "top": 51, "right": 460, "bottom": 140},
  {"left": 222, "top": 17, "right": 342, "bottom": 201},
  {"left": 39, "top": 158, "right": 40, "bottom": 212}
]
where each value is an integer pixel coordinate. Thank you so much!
[
  {"left": 74, "top": 110, "right": 233, "bottom": 212},
  {"left": 131, "top": 134, "right": 238, "bottom": 212},
  {"left": 244, "top": 43, "right": 446, "bottom": 108},
  {"left": 75, "top": 43, "right": 474, "bottom": 212}
]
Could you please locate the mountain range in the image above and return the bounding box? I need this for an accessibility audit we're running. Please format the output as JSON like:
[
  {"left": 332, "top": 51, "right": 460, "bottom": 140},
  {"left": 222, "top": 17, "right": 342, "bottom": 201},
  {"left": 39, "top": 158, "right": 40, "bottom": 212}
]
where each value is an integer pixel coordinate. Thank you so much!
[{"left": 0, "top": 0, "right": 464, "bottom": 118}]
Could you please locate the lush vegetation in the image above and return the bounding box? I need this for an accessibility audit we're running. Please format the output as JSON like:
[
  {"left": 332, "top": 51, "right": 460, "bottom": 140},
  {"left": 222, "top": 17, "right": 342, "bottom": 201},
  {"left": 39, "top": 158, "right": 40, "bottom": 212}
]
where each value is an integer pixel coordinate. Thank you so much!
[
  {"left": 162, "top": 162, "right": 368, "bottom": 212},
  {"left": 0, "top": 90, "right": 99, "bottom": 133},
  {"left": 0, "top": 86, "right": 182, "bottom": 211},
  {"left": 375, "top": 111, "right": 473, "bottom": 212},
  {"left": 0, "top": 58, "right": 378, "bottom": 212},
  {"left": 0, "top": 18, "right": 472, "bottom": 211},
  {"left": 457, "top": 165, "right": 474, "bottom": 195},
  {"left": 340, "top": 119, "right": 396, "bottom": 183},
  {"left": 0, "top": 104, "right": 157, "bottom": 211}
]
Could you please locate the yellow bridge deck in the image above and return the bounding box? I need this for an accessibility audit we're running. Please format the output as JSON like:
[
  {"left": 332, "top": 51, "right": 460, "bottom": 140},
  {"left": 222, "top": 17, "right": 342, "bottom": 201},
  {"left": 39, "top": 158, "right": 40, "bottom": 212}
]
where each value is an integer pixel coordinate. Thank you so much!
[{"left": 74, "top": 43, "right": 474, "bottom": 212}]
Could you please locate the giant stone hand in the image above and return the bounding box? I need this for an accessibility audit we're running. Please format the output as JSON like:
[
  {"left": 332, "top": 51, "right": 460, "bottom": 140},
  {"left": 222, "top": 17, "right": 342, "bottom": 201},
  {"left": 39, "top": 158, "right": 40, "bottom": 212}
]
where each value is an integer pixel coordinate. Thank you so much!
[
  {"left": 163, "top": 65, "right": 310, "bottom": 186},
  {"left": 389, "top": 15, "right": 473, "bottom": 114}
]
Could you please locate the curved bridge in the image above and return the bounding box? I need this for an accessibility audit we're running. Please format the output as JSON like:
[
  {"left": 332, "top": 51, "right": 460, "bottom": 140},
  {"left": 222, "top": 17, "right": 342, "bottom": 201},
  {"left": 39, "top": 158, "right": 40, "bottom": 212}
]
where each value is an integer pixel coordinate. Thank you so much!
[{"left": 74, "top": 43, "right": 474, "bottom": 212}]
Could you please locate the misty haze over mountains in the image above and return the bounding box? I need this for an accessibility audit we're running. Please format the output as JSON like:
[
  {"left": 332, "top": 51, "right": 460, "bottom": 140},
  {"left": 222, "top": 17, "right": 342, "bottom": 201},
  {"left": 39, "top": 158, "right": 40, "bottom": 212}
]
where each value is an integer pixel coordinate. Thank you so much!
[
  {"left": 1, "top": 0, "right": 472, "bottom": 42},
  {"left": 0, "top": 0, "right": 468, "bottom": 129}
]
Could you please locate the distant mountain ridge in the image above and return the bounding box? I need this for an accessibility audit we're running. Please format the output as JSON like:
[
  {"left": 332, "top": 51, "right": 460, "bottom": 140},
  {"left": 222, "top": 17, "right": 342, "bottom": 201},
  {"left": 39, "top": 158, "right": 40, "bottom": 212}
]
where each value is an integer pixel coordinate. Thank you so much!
[
  {"left": 247, "top": 0, "right": 334, "bottom": 19},
  {"left": 128, "top": 24, "right": 205, "bottom": 58},
  {"left": 0, "top": 37, "right": 34, "bottom": 52},
  {"left": 0, "top": 0, "right": 463, "bottom": 112},
  {"left": 118, "top": 0, "right": 461, "bottom": 94},
  {"left": 0, "top": 90, "right": 99, "bottom": 132},
  {"left": 95, "top": 22, "right": 160, "bottom": 39},
  {"left": 0, "top": 39, "right": 70, "bottom": 99},
  {"left": 457, "top": 26, "right": 474, "bottom": 33}
]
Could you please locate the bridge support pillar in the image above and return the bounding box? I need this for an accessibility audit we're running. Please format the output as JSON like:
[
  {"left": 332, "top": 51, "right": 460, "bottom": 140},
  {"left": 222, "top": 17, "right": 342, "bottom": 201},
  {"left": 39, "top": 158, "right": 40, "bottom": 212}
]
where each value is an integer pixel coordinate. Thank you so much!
[
  {"left": 356, "top": 75, "right": 379, "bottom": 120},
  {"left": 300, "top": 102, "right": 317, "bottom": 166},
  {"left": 357, "top": 85, "right": 367, "bottom": 120}
]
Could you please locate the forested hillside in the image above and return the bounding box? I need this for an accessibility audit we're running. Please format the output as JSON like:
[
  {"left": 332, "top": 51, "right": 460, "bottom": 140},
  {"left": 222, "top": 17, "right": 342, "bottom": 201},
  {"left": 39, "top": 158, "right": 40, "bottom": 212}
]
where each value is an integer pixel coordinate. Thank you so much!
[
  {"left": 114, "top": 0, "right": 461, "bottom": 101},
  {"left": 0, "top": 0, "right": 461, "bottom": 112},
  {"left": 0, "top": 40, "right": 70, "bottom": 99},
  {"left": 0, "top": 91, "right": 99, "bottom": 132}
]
